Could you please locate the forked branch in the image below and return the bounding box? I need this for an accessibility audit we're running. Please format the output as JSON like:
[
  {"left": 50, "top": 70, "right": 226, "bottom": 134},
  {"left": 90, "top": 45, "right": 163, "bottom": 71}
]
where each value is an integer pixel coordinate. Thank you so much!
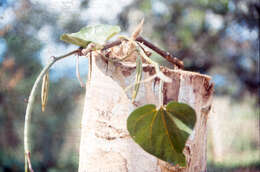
[
  {"left": 136, "top": 36, "right": 184, "bottom": 69},
  {"left": 97, "top": 37, "right": 184, "bottom": 69}
]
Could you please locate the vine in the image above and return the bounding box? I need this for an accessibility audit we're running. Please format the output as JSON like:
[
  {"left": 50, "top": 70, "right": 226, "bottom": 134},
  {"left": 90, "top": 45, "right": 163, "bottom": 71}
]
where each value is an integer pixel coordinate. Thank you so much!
[{"left": 24, "top": 22, "right": 196, "bottom": 171}]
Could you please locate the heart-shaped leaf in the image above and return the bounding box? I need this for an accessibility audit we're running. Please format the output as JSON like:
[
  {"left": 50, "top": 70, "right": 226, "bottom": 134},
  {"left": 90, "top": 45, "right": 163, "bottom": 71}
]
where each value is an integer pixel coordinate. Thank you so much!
[
  {"left": 60, "top": 24, "right": 121, "bottom": 47},
  {"left": 127, "top": 101, "right": 196, "bottom": 166}
]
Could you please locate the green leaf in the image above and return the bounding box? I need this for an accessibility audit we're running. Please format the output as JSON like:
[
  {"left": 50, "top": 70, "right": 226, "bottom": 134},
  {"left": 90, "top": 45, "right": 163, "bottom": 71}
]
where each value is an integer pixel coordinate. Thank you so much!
[
  {"left": 127, "top": 101, "right": 196, "bottom": 166},
  {"left": 166, "top": 102, "right": 196, "bottom": 131},
  {"left": 60, "top": 24, "right": 121, "bottom": 47},
  {"left": 132, "top": 55, "right": 142, "bottom": 102},
  {"left": 150, "top": 54, "right": 174, "bottom": 69}
]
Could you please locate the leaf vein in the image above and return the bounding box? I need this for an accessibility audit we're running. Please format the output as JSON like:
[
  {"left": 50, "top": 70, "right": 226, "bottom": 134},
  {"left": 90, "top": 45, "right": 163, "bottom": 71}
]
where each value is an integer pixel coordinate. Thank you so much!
[
  {"left": 161, "top": 110, "right": 176, "bottom": 154},
  {"left": 132, "top": 109, "right": 156, "bottom": 132}
]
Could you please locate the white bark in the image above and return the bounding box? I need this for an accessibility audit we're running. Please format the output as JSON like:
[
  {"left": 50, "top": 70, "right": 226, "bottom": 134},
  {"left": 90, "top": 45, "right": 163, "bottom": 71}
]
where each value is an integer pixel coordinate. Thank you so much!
[{"left": 78, "top": 53, "right": 213, "bottom": 172}]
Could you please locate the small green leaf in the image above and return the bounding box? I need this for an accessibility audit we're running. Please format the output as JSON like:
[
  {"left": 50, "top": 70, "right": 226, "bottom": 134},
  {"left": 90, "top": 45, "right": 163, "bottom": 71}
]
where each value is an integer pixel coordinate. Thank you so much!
[
  {"left": 132, "top": 55, "right": 142, "bottom": 102},
  {"left": 150, "top": 54, "right": 173, "bottom": 69},
  {"left": 60, "top": 24, "right": 121, "bottom": 47},
  {"left": 127, "top": 101, "right": 196, "bottom": 166}
]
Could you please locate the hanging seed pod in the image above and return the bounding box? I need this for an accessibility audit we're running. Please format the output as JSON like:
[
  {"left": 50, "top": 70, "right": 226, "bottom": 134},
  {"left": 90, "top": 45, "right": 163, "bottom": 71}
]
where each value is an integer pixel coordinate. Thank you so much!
[
  {"left": 76, "top": 55, "right": 85, "bottom": 87},
  {"left": 41, "top": 72, "right": 49, "bottom": 112},
  {"left": 132, "top": 55, "right": 142, "bottom": 102}
]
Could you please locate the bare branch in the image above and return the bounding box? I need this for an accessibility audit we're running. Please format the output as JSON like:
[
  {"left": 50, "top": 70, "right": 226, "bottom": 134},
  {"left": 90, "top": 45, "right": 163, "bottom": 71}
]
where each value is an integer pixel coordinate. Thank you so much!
[{"left": 136, "top": 36, "right": 184, "bottom": 69}]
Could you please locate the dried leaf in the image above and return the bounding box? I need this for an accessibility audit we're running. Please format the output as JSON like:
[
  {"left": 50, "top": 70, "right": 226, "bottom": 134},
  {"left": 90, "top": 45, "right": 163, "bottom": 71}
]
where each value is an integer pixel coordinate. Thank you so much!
[{"left": 131, "top": 18, "right": 144, "bottom": 40}]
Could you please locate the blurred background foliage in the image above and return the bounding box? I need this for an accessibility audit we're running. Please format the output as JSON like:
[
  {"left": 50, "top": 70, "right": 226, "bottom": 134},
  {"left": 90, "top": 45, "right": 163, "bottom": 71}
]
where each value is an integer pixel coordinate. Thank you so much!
[{"left": 0, "top": 0, "right": 259, "bottom": 171}]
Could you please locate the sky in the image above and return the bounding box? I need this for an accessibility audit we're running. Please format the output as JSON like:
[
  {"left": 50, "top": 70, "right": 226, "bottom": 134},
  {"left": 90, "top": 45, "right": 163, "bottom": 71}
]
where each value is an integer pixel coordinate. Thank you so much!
[{"left": 0, "top": 0, "right": 133, "bottom": 80}]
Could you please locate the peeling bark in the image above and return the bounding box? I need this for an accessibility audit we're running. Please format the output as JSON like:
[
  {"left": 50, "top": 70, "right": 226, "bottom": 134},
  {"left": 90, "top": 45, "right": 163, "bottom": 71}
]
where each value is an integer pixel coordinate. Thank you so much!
[{"left": 78, "top": 53, "right": 213, "bottom": 172}]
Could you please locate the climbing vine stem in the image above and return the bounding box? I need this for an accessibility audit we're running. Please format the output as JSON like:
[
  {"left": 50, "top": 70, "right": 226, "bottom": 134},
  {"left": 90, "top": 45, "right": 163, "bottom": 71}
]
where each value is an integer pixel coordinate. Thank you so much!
[
  {"left": 24, "top": 49, "right": 80, "bottom": 172},
  {"left": 159, "top": 79, "right": 164, "bottom": 107}
]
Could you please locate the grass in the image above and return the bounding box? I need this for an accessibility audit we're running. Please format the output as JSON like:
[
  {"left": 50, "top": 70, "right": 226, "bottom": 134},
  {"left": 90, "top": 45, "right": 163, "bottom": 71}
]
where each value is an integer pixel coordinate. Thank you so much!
[{"left": 207, "top": 95, "right": 260, "bottom": 172}]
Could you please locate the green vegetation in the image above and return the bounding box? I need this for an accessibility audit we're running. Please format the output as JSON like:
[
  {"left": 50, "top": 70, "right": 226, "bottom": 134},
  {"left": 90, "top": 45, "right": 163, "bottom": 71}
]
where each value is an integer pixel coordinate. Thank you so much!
[{"left": 127, "top": 102, "right": 196, "bottom": 166}]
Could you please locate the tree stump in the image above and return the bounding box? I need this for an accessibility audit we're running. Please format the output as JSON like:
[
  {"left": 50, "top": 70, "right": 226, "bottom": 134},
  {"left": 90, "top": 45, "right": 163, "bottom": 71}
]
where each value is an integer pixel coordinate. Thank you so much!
[{"left": 78, "top": 52, "right": 214, "bottom": 172}]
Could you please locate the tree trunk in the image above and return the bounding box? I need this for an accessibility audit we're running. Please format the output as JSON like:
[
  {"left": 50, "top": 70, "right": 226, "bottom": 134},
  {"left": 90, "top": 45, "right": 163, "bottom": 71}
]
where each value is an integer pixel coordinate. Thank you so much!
[{"left": 78, "top": 53, "right": 213, "bottom": 172}]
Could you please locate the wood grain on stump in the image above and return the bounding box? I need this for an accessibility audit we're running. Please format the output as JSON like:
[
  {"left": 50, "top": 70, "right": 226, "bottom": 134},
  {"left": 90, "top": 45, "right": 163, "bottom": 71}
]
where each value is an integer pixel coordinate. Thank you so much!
[{"left": 78, "top": 52, "right": 214, "bottom": 172}]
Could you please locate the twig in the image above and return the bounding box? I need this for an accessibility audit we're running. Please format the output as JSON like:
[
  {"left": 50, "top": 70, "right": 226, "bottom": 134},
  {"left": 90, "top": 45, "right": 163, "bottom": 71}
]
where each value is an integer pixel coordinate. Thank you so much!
[
  {"left": 89, "top": 51, "right": 92, "bottom": 81},
  {"left": 136, "top": 42, "right": 152, "bottom": 57},
  {"left": 137, "top": 44, "right": 171, "bottom": 83},
  {"left": 101, "top": 40, "right": 122, "bottom": 51},
  {"left": 26, "top": 153, "right": 34, "bottom": 172},
  {"left": 136, "top": 36, "right": 184, "bottom": 69},
  {"left": 124, "top": 75, "right": 157, "bottom": 92},
  {"left": 97, "top": 49, "right": 137, "bottom": 63},
  {"left": 80, "top": 37, "right": 183, "bottom": 70},
  {"left": 24, "top": 49, "right": 80, "bottom": 172}
]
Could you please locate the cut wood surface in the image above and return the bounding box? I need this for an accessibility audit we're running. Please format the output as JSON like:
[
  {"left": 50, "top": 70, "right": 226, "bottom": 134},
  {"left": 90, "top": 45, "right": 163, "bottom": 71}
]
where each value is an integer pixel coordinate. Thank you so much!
[{"left": 78, "top": 52, "right": 214, "bottom": 172}]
